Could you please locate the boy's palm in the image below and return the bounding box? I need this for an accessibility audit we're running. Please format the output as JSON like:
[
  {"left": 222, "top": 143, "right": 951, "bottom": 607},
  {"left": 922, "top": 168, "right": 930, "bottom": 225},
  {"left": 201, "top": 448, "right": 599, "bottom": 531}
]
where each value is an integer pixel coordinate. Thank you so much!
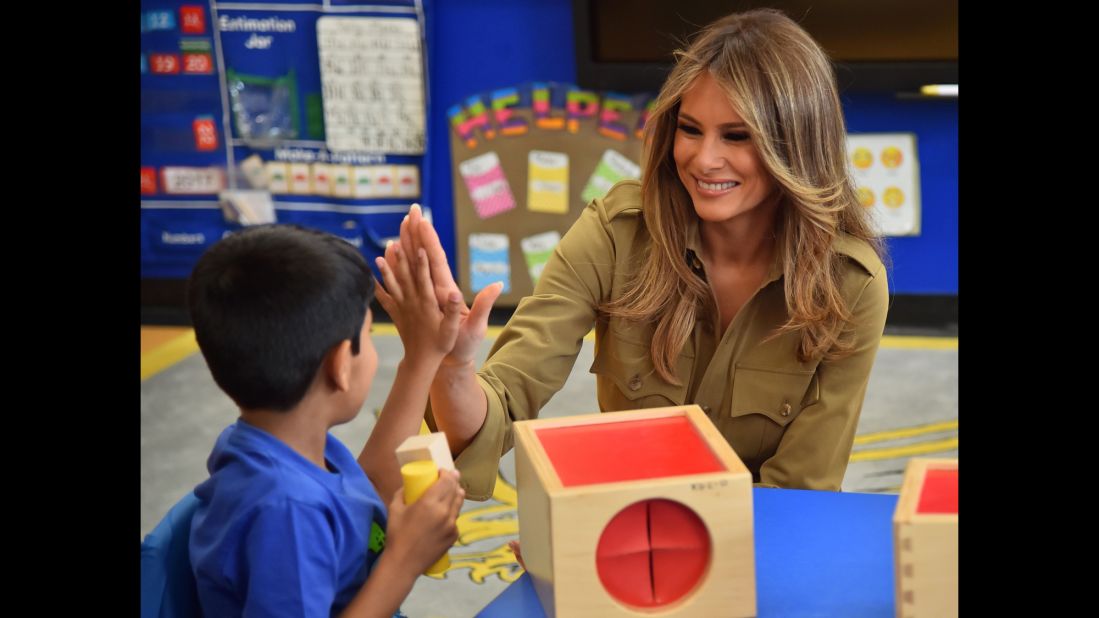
[
  {"left": 398, "top": 207, "right": 502, "bottom": 365},
  {"left": 375, "top": 240, "right": 464, "bottom": 360}
]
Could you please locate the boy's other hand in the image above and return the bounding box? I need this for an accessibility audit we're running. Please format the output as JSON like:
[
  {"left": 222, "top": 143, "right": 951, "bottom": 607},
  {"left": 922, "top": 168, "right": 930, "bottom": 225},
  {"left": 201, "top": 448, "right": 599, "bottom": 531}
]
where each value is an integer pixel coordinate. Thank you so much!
[{"left": 384, "top": 469, "right": 465, "bottom": 574}]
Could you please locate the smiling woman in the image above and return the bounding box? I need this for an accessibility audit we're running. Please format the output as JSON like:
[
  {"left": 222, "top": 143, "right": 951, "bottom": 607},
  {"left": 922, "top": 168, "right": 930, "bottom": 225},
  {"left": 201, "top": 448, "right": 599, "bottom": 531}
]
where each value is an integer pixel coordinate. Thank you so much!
[
  {"left": 394, "top": 8, "right": 891, "bottom": 499},
  {"left": 673, "top": 74, "right": 777, "bottom": 231}
]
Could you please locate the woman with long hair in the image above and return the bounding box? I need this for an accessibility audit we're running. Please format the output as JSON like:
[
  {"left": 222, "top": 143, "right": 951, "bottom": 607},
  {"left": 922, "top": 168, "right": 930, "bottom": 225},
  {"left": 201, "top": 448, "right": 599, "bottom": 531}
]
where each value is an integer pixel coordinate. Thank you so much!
[{"left": 381, "top": 8, "right": 889, "bottom": 498}]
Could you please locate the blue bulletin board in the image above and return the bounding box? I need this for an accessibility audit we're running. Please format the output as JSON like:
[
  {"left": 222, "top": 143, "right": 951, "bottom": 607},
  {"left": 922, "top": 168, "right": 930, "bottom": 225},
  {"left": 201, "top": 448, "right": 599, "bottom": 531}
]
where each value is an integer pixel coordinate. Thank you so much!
[{"left": 141, "top": 0, "right": 432, "bottom": 279}]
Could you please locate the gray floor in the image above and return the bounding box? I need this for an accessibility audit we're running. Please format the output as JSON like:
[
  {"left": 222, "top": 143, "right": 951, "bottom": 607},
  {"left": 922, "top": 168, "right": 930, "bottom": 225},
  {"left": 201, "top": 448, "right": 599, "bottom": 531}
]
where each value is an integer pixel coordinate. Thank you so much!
[{"left": 141, "top": 332, "right": 957, "bottom": 617}]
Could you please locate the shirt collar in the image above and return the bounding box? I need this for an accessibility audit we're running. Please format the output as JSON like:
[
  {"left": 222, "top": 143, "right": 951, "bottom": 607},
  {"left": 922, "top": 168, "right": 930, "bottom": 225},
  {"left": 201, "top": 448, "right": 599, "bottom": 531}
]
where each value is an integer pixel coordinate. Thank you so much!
[{"left": 684, "top": 215, "right": 784, "bottom": 284}]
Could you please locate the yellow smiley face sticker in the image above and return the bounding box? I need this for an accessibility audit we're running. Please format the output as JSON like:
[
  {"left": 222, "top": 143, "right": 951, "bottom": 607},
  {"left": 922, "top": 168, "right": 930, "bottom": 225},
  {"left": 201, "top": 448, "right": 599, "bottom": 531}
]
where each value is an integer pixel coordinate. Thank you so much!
[
  {"left": 857, "top": 187, "right": 875, "bottom": 207},
  {"left": 883, "top": 186, "right": 905, "bottom": 208},
  {"left": 881, "top": 147, "right": 903, "bottom": 169},
  {"left": 852, "top": 147, "right": 873, "bottom": 170}
]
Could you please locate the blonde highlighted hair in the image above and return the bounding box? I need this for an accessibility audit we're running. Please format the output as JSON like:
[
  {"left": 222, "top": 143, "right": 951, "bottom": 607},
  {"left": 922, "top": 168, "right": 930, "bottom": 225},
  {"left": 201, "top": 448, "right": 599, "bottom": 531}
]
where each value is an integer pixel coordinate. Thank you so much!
[{"left": 602, "top": 8, "right": 885, "bottom": 384}]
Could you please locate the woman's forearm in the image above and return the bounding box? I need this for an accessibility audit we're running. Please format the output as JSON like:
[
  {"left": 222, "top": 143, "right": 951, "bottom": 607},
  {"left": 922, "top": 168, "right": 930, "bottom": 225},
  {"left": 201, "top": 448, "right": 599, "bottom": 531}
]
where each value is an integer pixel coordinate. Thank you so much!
[{"left": 429, "top": 358, "right": 488, "bottom": 456}]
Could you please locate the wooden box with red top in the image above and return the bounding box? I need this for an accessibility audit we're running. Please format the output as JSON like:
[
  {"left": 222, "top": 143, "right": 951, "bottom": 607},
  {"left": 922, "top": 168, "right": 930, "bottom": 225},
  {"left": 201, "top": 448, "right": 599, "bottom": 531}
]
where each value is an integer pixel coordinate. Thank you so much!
[
  {"left": 513, "top": 405, "right": 756, "bottom": 617},
  {"left": 893, "top": 458, "right": 958, "bottom": 618}
]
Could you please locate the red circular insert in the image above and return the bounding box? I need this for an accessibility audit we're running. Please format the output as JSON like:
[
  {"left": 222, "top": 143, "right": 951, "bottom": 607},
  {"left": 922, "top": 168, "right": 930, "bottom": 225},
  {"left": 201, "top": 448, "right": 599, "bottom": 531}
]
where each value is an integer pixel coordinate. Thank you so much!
[{"left": 595, "top": 499, "right": 711, "bottom": 608}]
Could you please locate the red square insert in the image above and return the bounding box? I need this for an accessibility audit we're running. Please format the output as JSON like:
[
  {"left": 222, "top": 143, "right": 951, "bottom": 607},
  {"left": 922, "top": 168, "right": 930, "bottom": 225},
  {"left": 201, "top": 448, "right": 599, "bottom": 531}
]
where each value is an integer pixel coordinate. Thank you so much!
[
  {"left": 916, "top": 468, "right": 958, "bottom": 514},
  {"left": 535, "top": 416, "right": 725, "bottom": 487}
]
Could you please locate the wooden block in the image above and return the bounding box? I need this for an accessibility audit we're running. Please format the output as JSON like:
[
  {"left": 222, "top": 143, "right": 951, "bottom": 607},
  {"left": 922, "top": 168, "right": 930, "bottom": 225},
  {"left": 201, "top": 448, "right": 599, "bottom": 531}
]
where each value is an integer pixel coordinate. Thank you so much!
[
  {"left": 893, "top": 458, "right": 958, "bottom": 618},
  {"left": 514, "top": 405, "right": 756, "bottom": 617},
  {"left": 395, "top": 432, "right": 455, "bottom": 472}
]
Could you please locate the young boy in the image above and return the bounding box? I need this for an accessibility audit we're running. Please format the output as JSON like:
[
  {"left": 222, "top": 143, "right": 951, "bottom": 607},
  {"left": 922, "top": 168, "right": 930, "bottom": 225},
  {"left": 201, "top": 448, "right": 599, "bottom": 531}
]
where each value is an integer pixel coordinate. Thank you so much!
[{"left": 187, "top": 224, "right": 467, "bottom": 617}]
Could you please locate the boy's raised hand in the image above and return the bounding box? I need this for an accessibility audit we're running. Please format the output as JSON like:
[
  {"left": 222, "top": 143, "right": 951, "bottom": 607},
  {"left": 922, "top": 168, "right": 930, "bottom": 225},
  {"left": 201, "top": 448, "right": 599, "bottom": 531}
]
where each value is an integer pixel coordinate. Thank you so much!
[
  {"left": 395, "top": 205, "right": 503, "bottom": 367},
  {"left": 398, "top": 205, "right": 462, "bottom": 315},
  {"left": 374, "top": 234, "right": 464, "bottom": 363}
]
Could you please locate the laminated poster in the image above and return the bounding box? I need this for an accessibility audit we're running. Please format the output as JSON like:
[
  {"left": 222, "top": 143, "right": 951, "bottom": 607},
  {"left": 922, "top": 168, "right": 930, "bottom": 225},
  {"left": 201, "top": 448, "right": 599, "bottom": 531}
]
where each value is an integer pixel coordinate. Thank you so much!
[
  {"left": 520, "top": 231, "right": 561, "bottom": 286},
  {"left": 460, "top": 151, "right": 517, "bottom": 219},
  {"left": 527, "top": 150, "right": 569, "bottom": 214},
  {"left": 469, "top": 233, "right": 511, "bottom": 293},
  {"left": 581, "top": 149, "right": 640, "bottom": 203}
]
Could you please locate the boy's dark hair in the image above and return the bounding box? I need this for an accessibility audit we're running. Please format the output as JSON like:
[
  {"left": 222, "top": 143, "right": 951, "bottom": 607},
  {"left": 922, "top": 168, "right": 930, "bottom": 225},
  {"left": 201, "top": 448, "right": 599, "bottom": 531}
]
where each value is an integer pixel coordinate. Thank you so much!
[{"left": 187, "top": 224, "right": 375, "bottom": 411}]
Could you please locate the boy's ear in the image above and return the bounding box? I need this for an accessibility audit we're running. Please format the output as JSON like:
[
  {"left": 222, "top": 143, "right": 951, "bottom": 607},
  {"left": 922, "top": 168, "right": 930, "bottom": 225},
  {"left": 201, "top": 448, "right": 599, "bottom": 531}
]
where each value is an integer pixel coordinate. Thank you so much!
[{"left": 325, "top": 339, "right": 354, "bottom": 392}]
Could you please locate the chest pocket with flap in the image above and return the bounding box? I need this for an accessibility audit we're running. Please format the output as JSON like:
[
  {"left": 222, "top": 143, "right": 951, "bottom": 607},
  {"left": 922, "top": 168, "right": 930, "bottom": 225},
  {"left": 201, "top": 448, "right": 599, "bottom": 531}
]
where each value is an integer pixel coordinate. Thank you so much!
[{"left": 589, "top": 324, "right": 691, "bottom": 411}]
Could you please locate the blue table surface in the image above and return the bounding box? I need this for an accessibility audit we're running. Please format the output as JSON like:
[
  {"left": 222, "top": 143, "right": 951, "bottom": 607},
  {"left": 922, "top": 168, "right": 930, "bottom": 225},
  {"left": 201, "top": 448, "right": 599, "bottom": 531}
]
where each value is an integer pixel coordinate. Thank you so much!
[{"left": 477, "top": 487, "right": 899, "bottom": 617}]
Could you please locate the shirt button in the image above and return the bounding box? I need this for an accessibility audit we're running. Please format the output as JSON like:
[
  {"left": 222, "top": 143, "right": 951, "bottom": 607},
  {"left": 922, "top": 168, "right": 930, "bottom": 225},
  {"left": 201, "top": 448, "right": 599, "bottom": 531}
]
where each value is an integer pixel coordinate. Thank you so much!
[
  {"left": 628, "top": 374, "right": 642, "bottom": 391},
  {"left": 781, "top": 402, "right": 791, "bottom": 417}
]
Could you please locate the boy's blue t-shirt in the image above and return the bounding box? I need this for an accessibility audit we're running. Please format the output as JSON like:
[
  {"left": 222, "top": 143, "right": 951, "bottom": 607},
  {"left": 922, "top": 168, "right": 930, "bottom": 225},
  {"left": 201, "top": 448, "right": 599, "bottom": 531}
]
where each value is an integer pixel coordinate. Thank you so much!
[{"left": 190, "top": 420, "right": 388, "bottom": 617}]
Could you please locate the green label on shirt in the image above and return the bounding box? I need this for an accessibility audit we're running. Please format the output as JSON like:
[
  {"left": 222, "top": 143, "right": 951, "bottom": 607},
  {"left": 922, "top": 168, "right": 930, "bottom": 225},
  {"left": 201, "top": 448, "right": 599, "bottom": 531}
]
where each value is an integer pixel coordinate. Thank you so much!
[{"left": 369, "top": 520, "right": 386, "bottom": 553}]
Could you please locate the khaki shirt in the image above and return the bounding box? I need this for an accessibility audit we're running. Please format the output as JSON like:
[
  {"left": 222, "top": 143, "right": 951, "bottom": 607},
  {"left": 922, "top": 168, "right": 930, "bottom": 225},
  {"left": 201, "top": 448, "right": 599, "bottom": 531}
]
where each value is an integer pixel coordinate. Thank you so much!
[{"left": 436, "top": 180, "right": 889, "bottom": 499}]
